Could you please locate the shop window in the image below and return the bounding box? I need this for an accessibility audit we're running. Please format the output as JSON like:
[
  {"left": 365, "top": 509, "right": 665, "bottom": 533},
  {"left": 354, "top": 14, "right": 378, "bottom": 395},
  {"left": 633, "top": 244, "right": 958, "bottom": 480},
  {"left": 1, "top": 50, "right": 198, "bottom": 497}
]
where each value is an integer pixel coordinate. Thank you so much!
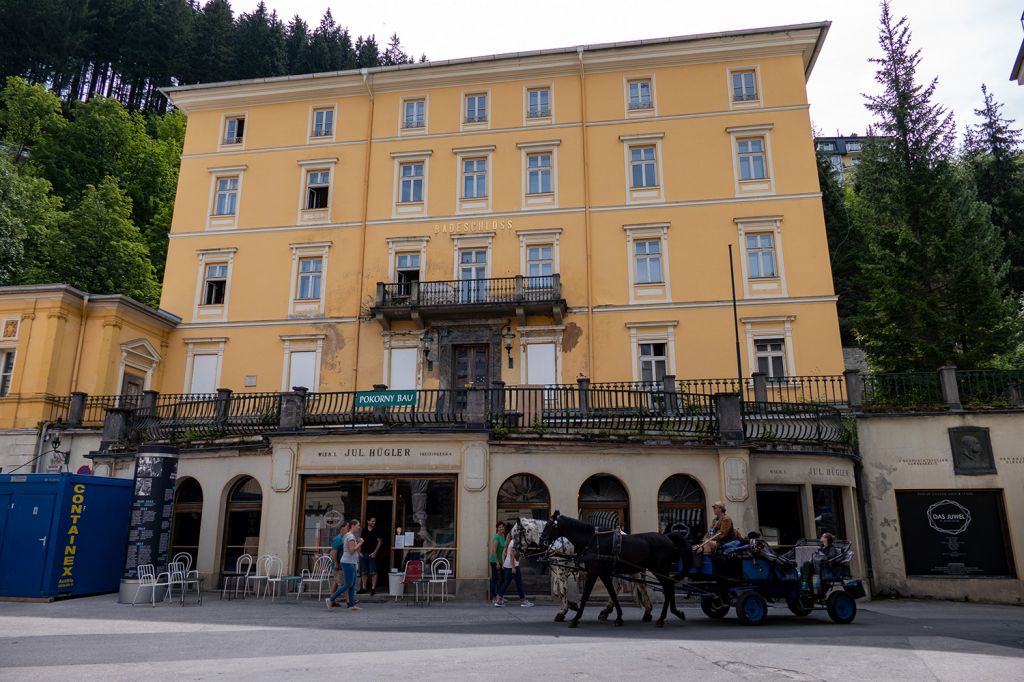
[
  {"left": 170, "top": 478, "right": 203, "bottom": 567},
  {"left": 221, "top": 477, "right": 263, "bottom": 573},
  {"left": 756, "top": 485, "right": 803, "bottom": 548},
  {"left": 812, "top": 486, "right": 846, "bottom": 538},
  {"left": 658, "top": 474, "right": 706, "bottom": 538},
  {"left": 395, "top": 478, "right": 457, "bottom": 574},
  {"left": 579, "top": 474, "right": 629, "bottom": 532},
  {"left": 298, "top": 478, "right": 363, "bottom": 573}
]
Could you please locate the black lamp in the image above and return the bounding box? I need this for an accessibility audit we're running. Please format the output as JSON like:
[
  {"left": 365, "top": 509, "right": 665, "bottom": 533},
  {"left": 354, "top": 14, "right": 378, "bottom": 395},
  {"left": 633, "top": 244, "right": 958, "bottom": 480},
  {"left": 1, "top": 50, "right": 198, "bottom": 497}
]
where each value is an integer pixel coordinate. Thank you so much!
[
  {"left": 421, "top": 331, "right": 434, "bottom": 371},
  {"left": 502, "top": 324, "right": 516, "bottom": 369}
]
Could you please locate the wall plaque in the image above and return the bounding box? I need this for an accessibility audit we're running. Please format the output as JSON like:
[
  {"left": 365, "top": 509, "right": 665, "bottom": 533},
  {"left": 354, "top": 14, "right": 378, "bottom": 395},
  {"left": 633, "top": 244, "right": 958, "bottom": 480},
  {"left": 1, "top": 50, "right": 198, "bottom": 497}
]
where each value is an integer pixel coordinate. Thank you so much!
[
  {"left": 298, "top": 442, "right": 460, "bottom": 469},
  {"left": 948, "top": 427, "right": 996, "bottom": 475}
]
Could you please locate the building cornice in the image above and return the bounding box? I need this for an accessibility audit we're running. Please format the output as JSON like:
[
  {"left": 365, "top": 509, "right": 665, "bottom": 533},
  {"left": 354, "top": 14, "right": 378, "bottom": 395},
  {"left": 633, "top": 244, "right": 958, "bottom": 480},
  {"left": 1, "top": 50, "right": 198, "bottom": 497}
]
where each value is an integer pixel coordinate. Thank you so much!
[{"left": 163, "top": 23, "right": 829, "bottom": 112}]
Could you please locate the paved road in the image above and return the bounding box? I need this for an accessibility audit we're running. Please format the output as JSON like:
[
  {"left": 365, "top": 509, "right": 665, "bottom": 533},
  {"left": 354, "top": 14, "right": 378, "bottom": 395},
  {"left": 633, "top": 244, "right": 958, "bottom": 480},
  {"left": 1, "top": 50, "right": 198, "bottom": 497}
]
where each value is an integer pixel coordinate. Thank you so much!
[{"left": 1, "top": 595, "right": 1022, "bottom": 680}]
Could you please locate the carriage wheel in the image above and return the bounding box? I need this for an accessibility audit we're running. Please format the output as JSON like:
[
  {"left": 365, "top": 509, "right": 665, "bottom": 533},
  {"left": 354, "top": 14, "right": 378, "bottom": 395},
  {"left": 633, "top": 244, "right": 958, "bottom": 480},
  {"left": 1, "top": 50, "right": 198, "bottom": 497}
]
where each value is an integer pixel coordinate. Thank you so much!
[
  {"left": 826, "top": 590, "right": 857, "bottom": 624},
  {"left": 700, "top": 596, "right": 730, "bottom": 619},
  {"left": 786, "top": 595, "right": 814, "bottom": 617},
  {"left": 735, "top": 591, "right": 768, "bottom": 626}
]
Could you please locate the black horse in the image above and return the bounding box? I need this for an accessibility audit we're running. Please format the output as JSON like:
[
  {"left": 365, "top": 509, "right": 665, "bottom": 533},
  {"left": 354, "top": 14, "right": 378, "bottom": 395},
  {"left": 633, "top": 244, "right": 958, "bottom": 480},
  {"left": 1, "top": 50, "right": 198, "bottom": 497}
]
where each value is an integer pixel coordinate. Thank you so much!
[{"left": 540, "top": 511, "right": 692, "bottom": 628}]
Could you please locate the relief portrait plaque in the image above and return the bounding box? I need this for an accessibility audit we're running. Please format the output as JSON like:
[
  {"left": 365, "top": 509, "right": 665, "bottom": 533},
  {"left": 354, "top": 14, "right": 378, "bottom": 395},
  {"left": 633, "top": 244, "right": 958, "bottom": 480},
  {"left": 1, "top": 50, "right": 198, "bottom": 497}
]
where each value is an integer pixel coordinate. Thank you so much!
[{"left": 947, "top": 426, "right": 996, "bottom": 475}]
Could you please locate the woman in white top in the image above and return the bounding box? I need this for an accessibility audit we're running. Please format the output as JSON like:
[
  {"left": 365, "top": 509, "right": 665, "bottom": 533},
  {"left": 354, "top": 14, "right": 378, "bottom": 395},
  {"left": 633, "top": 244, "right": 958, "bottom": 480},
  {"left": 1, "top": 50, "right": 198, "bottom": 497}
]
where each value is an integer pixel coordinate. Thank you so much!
[
  {"left": 493, "top": 533, "right": 533, "bottom": 607},
  {"left": 326, "top": 519, "right": 363, "bottom": 609}
]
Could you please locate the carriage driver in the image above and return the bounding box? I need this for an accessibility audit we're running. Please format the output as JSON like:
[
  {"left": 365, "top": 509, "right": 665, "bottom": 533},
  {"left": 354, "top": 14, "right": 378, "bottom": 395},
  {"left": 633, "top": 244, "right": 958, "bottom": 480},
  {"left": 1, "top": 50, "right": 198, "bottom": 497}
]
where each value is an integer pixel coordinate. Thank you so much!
[{"left": 693, "top": 501, "right": 737, "bottom": 555}]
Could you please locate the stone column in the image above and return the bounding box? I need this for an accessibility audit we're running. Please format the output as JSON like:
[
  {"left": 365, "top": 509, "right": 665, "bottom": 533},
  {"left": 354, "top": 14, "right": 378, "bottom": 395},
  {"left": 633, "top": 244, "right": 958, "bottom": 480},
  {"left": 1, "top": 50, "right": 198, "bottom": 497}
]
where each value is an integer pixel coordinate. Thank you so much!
[
  {"left": 278, "top": 391, "right": 306, "bottom": 432},
  {"left": 662, "top": 374, "right": 679, "bottom": 413},
  {"left": 141, "top": 390, "right": 159, "bottom": 411},
  {"left": 938, "top": 366, "right": 961, "bottom": 411},
  {"left": 466, "top": 389, "right": 487, "bottom": 427},
  {"left": 67, "top": 392, "right": 87, "bottom": 427},
  {"left": 751, "top": 372, "right": 768, "bottom": 403},
  {"left": 714, "top": 393, "right": 744, "bottom": 444},
  {"left": 215, "top": 388, "right": 233, "bottom": 425},
  {"left": 843, "top": 369, "right": 863, "bottom": 411},
  {"left": 577, "top": 376, "right": 590, "bottom": 413},
  {"left": 99, "top": 407, "right": 132, "bottom": 451}
]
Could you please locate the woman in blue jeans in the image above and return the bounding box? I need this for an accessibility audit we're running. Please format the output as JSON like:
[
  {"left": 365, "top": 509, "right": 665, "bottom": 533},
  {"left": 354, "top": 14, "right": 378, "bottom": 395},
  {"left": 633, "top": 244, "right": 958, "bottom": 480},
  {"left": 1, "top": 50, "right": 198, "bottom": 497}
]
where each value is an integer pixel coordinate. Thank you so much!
[{"left": 326, "top": 519, "right": 363, "bottom": 609}]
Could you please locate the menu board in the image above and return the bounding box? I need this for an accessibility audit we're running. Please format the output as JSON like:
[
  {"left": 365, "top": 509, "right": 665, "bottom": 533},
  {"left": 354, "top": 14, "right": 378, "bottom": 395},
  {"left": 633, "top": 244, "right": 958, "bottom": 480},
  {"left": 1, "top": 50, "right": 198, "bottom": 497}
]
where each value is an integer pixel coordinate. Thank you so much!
[
  {"left": 896, "top": 490, "right": 1015, "bottom": 578},
  {"left": 122, "top": 447, "right": 179, "bottom": 579}
]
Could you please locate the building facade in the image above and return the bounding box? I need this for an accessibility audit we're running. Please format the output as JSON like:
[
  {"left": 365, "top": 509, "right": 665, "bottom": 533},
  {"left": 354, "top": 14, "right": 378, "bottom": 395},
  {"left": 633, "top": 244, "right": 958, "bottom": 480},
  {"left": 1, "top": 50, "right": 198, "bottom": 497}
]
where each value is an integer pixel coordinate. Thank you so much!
[{"left": 0, "top": 23, "right": 872, "bottom": 597}]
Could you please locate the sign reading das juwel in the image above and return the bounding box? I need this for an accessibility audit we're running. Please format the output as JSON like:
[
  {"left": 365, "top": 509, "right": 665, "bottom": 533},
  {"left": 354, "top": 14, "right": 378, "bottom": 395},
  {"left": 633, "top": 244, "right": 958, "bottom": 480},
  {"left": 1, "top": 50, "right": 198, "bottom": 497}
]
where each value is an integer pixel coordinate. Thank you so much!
[{"left": 356, "top": 390, "right": 417, "bottom": 408}]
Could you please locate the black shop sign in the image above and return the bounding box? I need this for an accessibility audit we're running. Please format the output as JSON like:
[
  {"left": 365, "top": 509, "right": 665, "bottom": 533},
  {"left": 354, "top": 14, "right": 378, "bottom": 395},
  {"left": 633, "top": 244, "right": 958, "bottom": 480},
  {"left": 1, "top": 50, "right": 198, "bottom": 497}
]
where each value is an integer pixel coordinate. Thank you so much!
[{"left": 895, "top": 490, "right": 1015, "bottom": 578}]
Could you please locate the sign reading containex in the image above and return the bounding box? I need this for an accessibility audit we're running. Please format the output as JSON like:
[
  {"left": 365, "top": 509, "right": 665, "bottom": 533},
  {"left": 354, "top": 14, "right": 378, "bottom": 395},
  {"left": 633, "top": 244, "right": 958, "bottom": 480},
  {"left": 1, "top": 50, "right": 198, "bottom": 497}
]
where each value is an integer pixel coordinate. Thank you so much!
[{"left": 355, "top": 391, "right": 417, "bottom": 407}]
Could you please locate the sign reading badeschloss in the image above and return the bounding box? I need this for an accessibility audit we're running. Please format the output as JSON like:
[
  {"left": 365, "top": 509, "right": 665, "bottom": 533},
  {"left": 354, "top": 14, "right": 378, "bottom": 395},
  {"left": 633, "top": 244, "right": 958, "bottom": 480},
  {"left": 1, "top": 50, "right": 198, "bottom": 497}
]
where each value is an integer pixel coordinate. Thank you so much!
[
  {"left": 355, "top": 390, "right": 417, "bottom": 408},
  {"left": 895, "top": 490, "right": 1015, "bottom": 578}
]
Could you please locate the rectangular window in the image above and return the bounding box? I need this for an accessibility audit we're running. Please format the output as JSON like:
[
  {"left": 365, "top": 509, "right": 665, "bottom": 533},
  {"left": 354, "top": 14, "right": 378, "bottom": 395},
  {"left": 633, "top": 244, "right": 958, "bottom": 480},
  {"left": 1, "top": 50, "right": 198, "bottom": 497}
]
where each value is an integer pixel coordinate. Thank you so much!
[
  {"left": 628, "top": 79, "right": 652, "bottom": 110},
  {"left": 526, "top": 244, "right": 553, "bottom": 292},
  {"left": 223, "top": 116, "right": 245, "bottom": 145},
  {"left": 399, "top": 162, "right": 423, "bottom": 203},
  {"left": 389, "top": 347, "right": 418, "bottom": 391},
  {"left": 526, "top": 343, "right": 557, "bottom": 386},
  {"left": 755, "top": 338, "right": 787, "bottom": 380},
  {"left": 395, "top": 252, "right": 421, "bottom": 298},
  {"left": 630, "top": 146, "right": 657, "bottom": 188},
  {"left": 214, "top": 177, "right": 239, "bottom": 216},
  {"left": 296, "top": 257, "right": 322, "bottom": 300},
  {"left": 305, "top": 170, "right": 330, "bottom": 210},
  {"left": 465, "top": 94, "right": 487, "bottom": 123},
  {"left": 288, "top": 351, "right": 317, "bottom": 390},
  {"left": 527, "top": 88, "right": 550, "bottom": 118},
  {"left": 738, "top": 137, "right": 767, "bottom": 181},
  {"left": 527, "top": 153, "right": 552, "bottom": 194},
  {"left": 459, "top": 249, "right": 488, "bottom": 302},
  {"left": 202, "top": 263, "right": 228, "bottom": 306},
  {"left": 817, "top": 142, "right": 835, "bottom": 152},
  {"left": 189, "top": 354, "right": 218, "bottom": 394},
  {"left": 846, "top": 142, "right": 862, "bottom": 152},
  {"left": 634, "top": 239, "right": 663, "bottom": 284},
  {"left": 0, "top": 350, "right": 15, "bottom": 397},
  {"left": 312, "top": 108, "right": 334, "bottom": 137},
  {"left": 403, "top": 99, "right": 425, "bottom": 129},
  {"left": 639, "top": 342, "right": 668, "bottom": 383},
  {"left": 812, "top": 486, "right": 846, "bottom": 538},
  {"left": 462, "top": 158, "right": 487, "bottom": 199},
  {"left": 746, "top": 233, "right": 777, "bottom": 278},
  {"left": 731, "top": 70, "right": 758, "bottom": 101}
]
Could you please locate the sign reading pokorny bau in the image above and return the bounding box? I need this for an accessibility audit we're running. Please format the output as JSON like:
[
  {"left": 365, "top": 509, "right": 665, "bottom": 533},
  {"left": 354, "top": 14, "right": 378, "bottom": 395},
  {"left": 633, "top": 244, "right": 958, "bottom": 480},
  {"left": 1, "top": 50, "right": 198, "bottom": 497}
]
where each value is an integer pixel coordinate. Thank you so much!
[
  {"left": 298, "top": 443, "right": 459, "bottom": 469},
  {"left": 355, "top": 390, "right": 417, "bottom": 408}
]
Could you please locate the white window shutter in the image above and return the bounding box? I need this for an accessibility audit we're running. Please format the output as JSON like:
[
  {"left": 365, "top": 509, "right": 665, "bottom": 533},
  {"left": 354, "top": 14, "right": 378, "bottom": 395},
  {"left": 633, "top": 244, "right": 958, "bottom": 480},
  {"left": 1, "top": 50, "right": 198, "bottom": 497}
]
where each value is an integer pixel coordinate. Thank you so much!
[
  {"left": 389, "top": 348, "right": 418, "bottom": 390},
  {"left": 189, "top": 355, "right": 218, "bottom": 394},
  {"left": 288, "top": 351, "right": 317, "bottom": 390},
  {"left": 526, "top": 343, "right": 556, "bottom": 385}
]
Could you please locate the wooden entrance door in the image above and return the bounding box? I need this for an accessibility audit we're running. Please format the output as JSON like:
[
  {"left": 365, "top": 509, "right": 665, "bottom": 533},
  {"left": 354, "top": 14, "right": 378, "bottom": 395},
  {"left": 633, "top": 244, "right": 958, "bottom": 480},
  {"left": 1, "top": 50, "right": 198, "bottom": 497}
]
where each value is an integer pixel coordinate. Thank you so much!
[{"left": 452, "top": 344, "right": 489, "bottom": 388}]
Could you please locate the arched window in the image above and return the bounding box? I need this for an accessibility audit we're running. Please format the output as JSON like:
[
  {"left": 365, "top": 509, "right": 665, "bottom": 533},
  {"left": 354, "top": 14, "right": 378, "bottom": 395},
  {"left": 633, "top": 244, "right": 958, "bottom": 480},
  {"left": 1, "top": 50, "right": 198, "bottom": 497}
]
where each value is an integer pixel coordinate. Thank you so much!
[
  {"left": 221, "top": 477, "right": 263, "bottom": 572},
  {"left": 658, "top": 474, "right": 706, "bottom": 539},
  {"left": 497, "top": 474, "right": 551, "bottom": 577},
  {"left": 578, "top": 474, "right": 629, "bottom": 532},
  {"left": 170, "top": 478, "right": 203, "bottom": 567}
]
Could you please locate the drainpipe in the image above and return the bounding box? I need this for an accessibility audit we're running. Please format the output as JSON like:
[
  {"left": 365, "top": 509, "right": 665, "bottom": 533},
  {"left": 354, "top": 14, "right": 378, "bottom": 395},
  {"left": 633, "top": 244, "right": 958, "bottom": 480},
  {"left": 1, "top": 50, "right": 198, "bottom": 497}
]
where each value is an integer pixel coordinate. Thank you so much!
[
  {"left": 351, "top": 68, "right": 375, "bottom": 391},
  {"left": 577, "top": 47, "right": 595, "bottom": 378}
]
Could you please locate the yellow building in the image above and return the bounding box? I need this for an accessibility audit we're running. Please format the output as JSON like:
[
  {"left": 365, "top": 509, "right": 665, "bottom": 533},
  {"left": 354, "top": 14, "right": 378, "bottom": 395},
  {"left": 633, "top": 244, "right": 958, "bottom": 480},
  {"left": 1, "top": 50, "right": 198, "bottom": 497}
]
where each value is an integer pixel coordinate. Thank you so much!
[{"left": 159, "top": 22, "right": 842, "bottom": 398}]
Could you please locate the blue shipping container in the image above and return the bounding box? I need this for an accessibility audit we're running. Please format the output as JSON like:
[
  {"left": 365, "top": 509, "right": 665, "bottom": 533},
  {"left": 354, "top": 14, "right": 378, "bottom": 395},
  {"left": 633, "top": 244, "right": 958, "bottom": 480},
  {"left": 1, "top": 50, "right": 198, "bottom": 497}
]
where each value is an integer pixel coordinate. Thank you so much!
[{"left": 0, "top": 473, "right": 133, "bottom": 599}]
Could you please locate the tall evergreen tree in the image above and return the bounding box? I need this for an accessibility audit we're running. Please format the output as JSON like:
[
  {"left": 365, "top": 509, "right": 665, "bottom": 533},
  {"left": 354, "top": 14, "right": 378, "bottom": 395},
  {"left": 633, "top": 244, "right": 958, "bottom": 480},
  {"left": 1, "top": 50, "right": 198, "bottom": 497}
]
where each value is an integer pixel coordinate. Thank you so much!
[
  {"left": 284, "top": 15, "right": 311, "bottom": 75},
  {"left": 233, "top": 2, "right": 287, "bottom": 80},
  {"left": 189, "top": 0, "right": 236, "bottom": 84},
  {"left": 356, "top": 35, "right": 380, "bottom": 69},
  {"left": 964, "top": 85, "right": 1024, "bottom": 293},
  {"left": 851, "top": 1, "right": 1020, "bottom": 370}
]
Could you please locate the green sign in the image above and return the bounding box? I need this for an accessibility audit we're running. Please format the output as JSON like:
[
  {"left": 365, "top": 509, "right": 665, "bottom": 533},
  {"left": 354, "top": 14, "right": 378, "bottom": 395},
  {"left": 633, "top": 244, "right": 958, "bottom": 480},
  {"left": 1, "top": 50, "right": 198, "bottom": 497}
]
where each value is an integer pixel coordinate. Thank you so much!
[{"left": 355, "top": 390, "right": 418, "bottom": 408}]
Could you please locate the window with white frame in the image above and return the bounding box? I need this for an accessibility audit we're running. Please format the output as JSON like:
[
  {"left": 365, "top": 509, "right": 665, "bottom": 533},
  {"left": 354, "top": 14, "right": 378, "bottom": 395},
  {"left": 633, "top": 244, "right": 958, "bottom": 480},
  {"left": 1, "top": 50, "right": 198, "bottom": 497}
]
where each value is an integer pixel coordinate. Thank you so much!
[
  {"left": 189, "top": 354, "right": 218, "bottom": 394},
  {"left": 305, "top": 170, "right": 330, "bottom": 210},
  {"left": 527, "top": 153, "right": 552, "bottom": 194},
  {"left": 639, "top": 342, "right": 668, "bottom": 383},
  {"left": 527, "top": 88, "right": 550, "bottom": 118},
  {"left": 214, "top": 177, "right": 239, "bottom": 216},
  {"left": 403, "top": 99, "right": 425, "bottom": 129},
  {"left": 737, "top": 137, "right": 768, "bottom": 180},
  {"left": 223, "top": 116, "right": 245, "bottom": 145},
  {"left": 312, "top": 108, "right": 334, "bottom": 137},
  {"left": 630, "top": 146, "right": 658, "bottom": 188},
  {"left": 846, "top": 141, "right": 862, "bottom": 152},
  {"left": 296, "top": 257, "right": 322, "bottom": 300},
  {"left": 746, "top": 233, "right": 777, "bottom": 278},
  {"left": 0, "top": 349, "right": 15, "bottom": 396},
  {"left": 755, "top": 338, "right": 787, "bottom": 380},
  {"left": 731, "top": 70, "right": 758, "bottom": 102},
  {"left": 399, "top": 162, "right": 424, "bottom": 203},
  {"left": 396, "top": 252, "right": 420, "bottom": 286},
  {"left": 817, "top": 142, "right": 835, "bottom": 152},
  {"left": 388, "top": 347, "right": 418, "bottom": 390},
  {"left": 465, "top": 93, "right": 487, "bottom": 123},
  {"left": 526, "top": 245, "right": 553, "bottom": 289},
  {"left": 634, "top": 239, "right": 663, "bottom": 284},
  {"left": 462, "top": 158, "right": 487, "bottom": 198},
  {"left": 628, "top": 79, "right": 653, "bottom": 110},
  {"left": 202, "top": 263, "right": 228, "bottom": 306},
  {"left": 459, "top": 249, "right": 488, "bottom": 302}
]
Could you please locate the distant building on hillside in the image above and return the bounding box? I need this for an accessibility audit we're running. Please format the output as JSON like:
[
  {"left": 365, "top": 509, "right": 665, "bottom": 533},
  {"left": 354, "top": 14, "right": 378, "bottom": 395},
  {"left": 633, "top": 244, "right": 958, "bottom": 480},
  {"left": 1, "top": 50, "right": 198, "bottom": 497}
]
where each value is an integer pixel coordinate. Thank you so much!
[{"left": 814, "top": 134, "right": 877, "bottom": 183}]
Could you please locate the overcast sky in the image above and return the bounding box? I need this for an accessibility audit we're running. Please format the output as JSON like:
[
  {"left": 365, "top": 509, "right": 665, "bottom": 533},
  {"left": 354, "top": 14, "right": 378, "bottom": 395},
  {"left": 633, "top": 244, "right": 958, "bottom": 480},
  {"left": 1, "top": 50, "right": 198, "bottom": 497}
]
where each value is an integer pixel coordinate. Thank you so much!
[{"left": 232, "top": 0, "right": 1024, "bottom": 137}]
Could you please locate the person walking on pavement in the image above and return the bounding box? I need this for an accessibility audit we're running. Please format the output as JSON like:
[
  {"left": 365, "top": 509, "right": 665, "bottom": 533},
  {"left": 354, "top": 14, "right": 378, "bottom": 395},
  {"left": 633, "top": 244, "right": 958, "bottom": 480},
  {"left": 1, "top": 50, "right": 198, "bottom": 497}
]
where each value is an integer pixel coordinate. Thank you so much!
[
  {"left": 488, "top": 521, "right": 507, "bottom": 602},
  {"left": 494, "top": 529, "right": 533, "bottom": 608},
  {"left": 358, "top": 517, "right": 383, "bottom": 596},
  {"left": 326, "top": 519, "right": 364, "bottom": 610}
]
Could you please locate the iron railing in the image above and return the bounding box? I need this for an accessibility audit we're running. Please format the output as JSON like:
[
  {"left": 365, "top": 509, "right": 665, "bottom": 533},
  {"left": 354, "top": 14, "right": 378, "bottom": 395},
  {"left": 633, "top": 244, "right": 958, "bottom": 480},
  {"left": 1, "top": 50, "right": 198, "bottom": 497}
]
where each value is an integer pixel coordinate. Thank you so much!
[
  {"left": 862, "top": 372, "right": 943, "bottom": 410},
  {"left": 377, "top": 275, "right": 561, "bottom": 307},
  {"left": 956, "top": 369, "right": 1024, "bottom": 408},
  {"left": 743, "top": 401, "right": 847, "bottom": 446},
  {"left": 678, "top": 377, "right": 745, "bottom": 396},
  {"left": 45, "top": 395, "right": 71, "bottom": 423},
  {"left": 762, "top": 375, "right": 847, "bottom": 405},
  {"left": 303, "top": 389, "right": 470, "bottom": 429},
  {"left": 126, "top": 392, "right": 281, "bottom": 446}
]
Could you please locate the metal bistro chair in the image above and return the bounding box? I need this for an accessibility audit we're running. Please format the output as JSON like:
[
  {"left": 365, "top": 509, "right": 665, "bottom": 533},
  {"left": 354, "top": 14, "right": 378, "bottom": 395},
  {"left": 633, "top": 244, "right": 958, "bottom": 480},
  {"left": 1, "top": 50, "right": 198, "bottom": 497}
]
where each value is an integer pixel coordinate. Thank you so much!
[
  {"left": 400, "top": 559, "right": 429, "bottom": 604},
  {"left": 131, "top": 563, "right": 170, "bottom": 607},
  {"left": 263, "top": 556, "right": 286, "bottom": 601},
  {"left": 298, "top": 555, "right": 333, "bottom": 601},
  {"left": 244, "top": 554, "right": 273, "bottom": 599},
  {"left": 221, "top": 553, "right": 253, "bottom": 600},
  {"left": 167, "top": 561, "right": 203, "bottom": 605},
  {"left": 427, "top": 558, "right": 452, "bottom": 605}
]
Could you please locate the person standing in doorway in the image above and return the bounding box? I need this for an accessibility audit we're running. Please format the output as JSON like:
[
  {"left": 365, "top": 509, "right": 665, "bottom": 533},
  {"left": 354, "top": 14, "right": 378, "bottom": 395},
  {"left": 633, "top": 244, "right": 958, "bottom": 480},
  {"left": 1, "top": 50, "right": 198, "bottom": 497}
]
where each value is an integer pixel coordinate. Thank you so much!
[
  {"left": 359, "top": 517, "right": 383, "bottom": 596},
  {"left": 326, "top": 519, "right": 363, "bottom": 610},
  {"left": 487, "top": 522, "right": 507, "bottom": 602}
]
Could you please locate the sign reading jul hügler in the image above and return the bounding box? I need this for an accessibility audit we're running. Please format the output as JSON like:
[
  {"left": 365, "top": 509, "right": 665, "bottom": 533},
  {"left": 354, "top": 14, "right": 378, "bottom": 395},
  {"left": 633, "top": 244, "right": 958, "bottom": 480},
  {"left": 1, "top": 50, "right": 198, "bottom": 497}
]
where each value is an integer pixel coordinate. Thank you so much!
[{"left": 355, "top": 390, "right": 417, "bottom": 408}]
